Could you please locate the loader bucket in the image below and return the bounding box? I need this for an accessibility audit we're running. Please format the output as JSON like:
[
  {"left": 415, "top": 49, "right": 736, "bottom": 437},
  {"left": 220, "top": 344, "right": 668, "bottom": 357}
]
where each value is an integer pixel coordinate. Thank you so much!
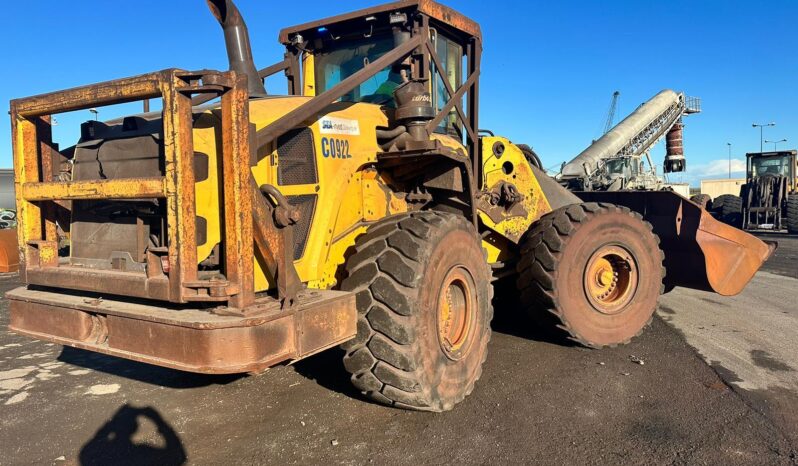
[
  {"left": 575, "top": 191, "right": 775, "bottom": 296},
  {"left": 0, "top": 228, "right": 20, "bottom": 273},
  {"left": 693, "top": 208, "right": 775, "bottom": 295}
]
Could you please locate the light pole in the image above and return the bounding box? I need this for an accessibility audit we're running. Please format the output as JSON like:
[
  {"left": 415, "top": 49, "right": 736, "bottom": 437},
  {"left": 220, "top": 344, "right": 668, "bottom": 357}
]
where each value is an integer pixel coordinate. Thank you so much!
[
  {"left": 764, "top": 138, "right": 787, "bottom": 151},
  {"left": 752, "top": 122, "right": 775, "bottom": 152},
  {"left": 727, "top": 142, "right": 732, "bottom": 178},
  {"left": 89, "top": 108, "right": 99, "bottom": 121}
]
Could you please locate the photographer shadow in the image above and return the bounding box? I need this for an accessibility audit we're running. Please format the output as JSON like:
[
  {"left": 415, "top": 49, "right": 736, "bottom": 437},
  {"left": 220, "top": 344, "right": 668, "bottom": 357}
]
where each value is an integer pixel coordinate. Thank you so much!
[{"left": 79, "top": 404, "right": 187, "bottom": 466}]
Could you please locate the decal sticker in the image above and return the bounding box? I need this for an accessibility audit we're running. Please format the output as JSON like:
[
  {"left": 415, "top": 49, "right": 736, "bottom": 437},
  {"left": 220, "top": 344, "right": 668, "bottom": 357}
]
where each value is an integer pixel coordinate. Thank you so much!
[{"left": 318, "top": 116, "right": 360, "bottom": 136}]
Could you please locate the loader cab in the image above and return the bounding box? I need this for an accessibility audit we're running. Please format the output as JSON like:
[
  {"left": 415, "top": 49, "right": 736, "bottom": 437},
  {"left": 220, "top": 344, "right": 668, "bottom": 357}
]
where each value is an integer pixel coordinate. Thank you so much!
[
  {"left": 277, "top": 0, "right": 478, "bottom": 142},
  {"left": 746, "top": 151, "right": 797, "bottom": 190}
]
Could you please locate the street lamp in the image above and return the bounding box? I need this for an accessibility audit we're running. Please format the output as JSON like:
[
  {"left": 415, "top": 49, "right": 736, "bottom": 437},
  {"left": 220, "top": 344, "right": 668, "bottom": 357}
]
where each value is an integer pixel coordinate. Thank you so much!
[
  {"left": 89, "top": 108, "right": 99, "bottom": 121},
  {"left": 764, "top": 138, "right": 787, "bottom": 151},
  {"left": 752, "top": 122, "right": 775, "bottom": 152},
  {"left": 727, "top": 142, "right": 732, "bottom": 178}
]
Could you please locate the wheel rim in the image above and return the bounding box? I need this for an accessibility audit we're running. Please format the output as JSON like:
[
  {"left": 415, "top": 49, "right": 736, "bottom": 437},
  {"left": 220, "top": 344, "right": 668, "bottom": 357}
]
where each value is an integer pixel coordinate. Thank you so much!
[
  {"left": 583, "top": 245, "right": 638, "bottom": 315},
  {"left": 437, "top": 266, "right": 476, "bottom": 361}
]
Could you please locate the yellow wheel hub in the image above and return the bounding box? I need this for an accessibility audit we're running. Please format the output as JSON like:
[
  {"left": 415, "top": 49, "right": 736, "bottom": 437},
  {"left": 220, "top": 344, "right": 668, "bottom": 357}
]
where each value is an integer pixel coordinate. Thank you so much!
[
  {"left": 437, "top": 267, "right": 476, "bottom": 360},
  {"left": 584, "top": 246, "right": 638, "bottom": 315}
]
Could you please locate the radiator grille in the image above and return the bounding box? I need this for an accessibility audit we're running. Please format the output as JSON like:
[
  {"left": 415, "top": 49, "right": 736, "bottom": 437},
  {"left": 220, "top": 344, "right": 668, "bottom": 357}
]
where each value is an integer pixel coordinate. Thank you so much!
[
  {"left": 287, "top": 194, "right": 317, "bottom": 260},
  {"left": 277, "top": 128, "right": 317, "bottom": 185}
]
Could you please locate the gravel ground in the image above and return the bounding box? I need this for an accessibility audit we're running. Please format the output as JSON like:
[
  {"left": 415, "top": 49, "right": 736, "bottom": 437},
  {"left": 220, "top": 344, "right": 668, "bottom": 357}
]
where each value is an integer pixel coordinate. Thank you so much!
[{"left": 0, "top": 235, "right": 795, "bottom": 465}]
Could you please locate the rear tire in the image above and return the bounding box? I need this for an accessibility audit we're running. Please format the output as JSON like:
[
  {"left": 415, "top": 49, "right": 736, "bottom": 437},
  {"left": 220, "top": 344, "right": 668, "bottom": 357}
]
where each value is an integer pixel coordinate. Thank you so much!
[
  {"left": 340, "top": 211, "right": 493, "bottom": 411},
  {"left": 516, "top": 203, "right": 664, "bottom": 348},
  {"left": 713, "top": 194, "right": 742, "bottom": 227},
  {"left": 786, "top": 195, "right": 798, "bottom": 234},
  {"left": 690, "top": 194, "right": 712, "bottom": 210}
]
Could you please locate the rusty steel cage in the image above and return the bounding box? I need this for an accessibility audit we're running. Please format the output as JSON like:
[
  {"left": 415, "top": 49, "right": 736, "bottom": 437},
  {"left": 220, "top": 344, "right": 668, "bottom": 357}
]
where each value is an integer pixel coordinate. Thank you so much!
[{"left": 10, "top": 69, "right": 256, "bottom": 308}]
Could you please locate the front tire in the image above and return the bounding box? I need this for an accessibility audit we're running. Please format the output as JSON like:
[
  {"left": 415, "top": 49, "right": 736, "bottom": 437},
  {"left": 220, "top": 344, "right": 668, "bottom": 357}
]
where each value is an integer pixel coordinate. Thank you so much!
[
  {"left": 340, "top": 211, "right": 493, "bottom": 411},
  {"left": 516, "top": 203, "right": 664, "bottom": 348}
]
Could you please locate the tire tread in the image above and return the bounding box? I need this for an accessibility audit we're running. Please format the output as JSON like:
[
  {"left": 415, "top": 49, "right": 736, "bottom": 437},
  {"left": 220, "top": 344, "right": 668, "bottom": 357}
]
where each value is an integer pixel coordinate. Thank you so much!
[
  {"left": 340, "top": 211, "right": 493, "bottom": 411},
  {"left": 515, "top": 203, "right": 665, "bottom": 348}
]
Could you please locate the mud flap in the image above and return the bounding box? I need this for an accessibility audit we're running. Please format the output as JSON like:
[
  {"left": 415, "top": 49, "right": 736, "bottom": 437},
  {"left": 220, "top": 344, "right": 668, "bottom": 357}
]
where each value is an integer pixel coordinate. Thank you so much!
[
  {"left": 576, "top": 191, "right": 775, "bottom": 296},
  {"left": 0, "top": 229, "right": 19, "bottom": 273}
]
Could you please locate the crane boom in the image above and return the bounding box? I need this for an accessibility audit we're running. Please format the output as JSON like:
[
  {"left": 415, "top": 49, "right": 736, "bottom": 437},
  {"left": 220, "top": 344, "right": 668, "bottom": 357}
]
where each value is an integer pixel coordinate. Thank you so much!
[
  {"left": 603, "top": 91, "right": 620, "bottom": 134},
  {"left": 563, "top": 89, "right": 700, "bottom": 180}
]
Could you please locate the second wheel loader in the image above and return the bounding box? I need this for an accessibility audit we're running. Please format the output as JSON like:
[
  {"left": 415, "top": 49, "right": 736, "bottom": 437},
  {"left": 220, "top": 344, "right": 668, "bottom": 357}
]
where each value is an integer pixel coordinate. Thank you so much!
[
  {"left": 711, "top": 150, "right": 798, "bottom": 232},
  {"left": 7, "top": 0, "right": 774, "bottom": 411}
]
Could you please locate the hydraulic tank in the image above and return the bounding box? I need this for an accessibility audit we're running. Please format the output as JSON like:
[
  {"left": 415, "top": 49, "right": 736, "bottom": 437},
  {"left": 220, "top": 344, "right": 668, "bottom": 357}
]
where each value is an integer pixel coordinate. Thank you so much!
[{"left": 562, "top": 90, "right": 680, "bottom": 178}]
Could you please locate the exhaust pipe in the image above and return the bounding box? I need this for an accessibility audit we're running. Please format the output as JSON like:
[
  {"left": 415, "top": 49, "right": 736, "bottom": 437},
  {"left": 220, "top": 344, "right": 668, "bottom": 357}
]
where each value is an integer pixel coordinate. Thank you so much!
[{"left": 206, "top": 0, "right": 267, "bottom": 97}]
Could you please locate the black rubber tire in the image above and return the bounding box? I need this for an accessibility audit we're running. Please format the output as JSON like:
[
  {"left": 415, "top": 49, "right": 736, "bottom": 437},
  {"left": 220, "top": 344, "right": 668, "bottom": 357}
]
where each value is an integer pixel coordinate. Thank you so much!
[
  {"left": 690, "top": 194, "right": 712, "bottom": 210},
  {"left": 517, "top": 143, "right": 543, "bottom": 169},
  {"left": 786, "top": 195, "right": 798, "bottom": 234},
  {"left": 713, "top": 194, "right": 743, "bottom": 227},
  {"left": 515, "top": 203, "right": 665, "bottom": 348},
  {"left": 339, "top": 211, "right": 493, "bottom": 411}
]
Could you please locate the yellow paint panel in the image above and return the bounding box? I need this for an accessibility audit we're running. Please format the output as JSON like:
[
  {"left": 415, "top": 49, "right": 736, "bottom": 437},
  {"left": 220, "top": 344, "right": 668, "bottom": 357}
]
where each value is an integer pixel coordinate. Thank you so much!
[
  {"left": 302, "top": 53, "right": 316, "bottom": 96},
  {"left": 430, "top": 133, "right": 468, "bottom": 156},
  {"left": 478, "top": 136, "right": 551, "bottom": 242},
  {"left": 192, "top": 112, "right": 222, "bottom": 264},
  {"left": 194, "top": 97, "right": 409, "bottom": 293}
]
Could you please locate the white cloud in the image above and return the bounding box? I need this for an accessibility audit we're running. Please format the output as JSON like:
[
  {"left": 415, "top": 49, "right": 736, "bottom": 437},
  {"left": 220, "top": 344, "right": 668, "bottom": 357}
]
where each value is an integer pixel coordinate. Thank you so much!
[{"left": 688, "top": 158, "right": 746, "bottom": 177}]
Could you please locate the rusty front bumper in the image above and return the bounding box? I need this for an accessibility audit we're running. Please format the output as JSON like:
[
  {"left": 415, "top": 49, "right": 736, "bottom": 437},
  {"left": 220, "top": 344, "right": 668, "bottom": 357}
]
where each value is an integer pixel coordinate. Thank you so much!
[{"left": 7, "top": 287, "right": 355, "bottom": 374}]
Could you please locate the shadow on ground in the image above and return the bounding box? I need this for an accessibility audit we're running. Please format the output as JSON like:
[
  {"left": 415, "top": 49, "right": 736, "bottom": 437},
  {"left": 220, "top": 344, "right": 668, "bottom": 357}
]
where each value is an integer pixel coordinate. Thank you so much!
[
  {"left": 79, "top": 404, "right": 187, "bottom": 466},
  {"left": 58, "top": 347, "right": 242, "bottom": 389},
  {"left": 489, "top": 275, "right": 577, "bottom": 347},
  {"left": 292, "top": 275, "right": 577, "bottom": 400}
]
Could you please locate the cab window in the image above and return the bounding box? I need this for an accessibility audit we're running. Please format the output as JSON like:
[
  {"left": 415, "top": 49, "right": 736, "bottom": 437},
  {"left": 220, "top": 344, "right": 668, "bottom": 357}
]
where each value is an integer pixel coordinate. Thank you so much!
[
  {"left": 750, "top": 155, "right": 791, "bottom": 177},
  {"left": 430, "top": 30, "right": 463, "bottom": 137},
  {"left": 312, "top": 30, "right": 464, "bottom": 135},
  {"left": 314, "top": 36, "right": 399, "bottom": 107}
]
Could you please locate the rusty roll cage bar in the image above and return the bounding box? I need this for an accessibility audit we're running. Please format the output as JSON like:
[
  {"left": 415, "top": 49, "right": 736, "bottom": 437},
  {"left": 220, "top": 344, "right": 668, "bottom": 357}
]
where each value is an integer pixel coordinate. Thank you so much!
[{"left": 10, "top": 70, "right": 258, "bottom": 308}]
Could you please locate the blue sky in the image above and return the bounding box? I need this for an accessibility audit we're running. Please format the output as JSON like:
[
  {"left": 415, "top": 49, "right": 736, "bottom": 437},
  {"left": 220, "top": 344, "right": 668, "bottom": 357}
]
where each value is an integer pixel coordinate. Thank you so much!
[{"left": 2, "top": 0, "right": 796, "bottom": 185}]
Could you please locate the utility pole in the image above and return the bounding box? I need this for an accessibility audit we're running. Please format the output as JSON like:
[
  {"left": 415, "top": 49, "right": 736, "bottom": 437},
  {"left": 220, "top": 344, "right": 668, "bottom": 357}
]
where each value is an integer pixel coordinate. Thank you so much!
[
  {"left": 727, "top": 142, "right": 732, "bottom": 178},
  {"left": 752, "top": 122, "right": 775, "bottom": 152}
]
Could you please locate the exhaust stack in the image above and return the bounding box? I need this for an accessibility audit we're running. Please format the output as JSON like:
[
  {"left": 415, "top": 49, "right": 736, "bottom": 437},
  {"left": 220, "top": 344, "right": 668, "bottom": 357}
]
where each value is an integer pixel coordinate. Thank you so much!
[{"left": 206, "top": 0, "right": 267, "bottom": 97}]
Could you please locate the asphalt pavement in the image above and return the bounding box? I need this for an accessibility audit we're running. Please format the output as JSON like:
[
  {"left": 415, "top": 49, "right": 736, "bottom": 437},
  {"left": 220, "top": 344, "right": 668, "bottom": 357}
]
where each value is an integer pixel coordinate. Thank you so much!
[
  {"left": 0, "top": 235, "right": 796, "bottom": 465},
  {"left": 658, "top": 233, "right": 798, "bottom": 450}
]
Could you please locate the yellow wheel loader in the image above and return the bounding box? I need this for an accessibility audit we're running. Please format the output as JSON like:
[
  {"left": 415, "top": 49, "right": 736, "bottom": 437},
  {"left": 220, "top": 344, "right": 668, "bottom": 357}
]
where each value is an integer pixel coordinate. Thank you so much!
[{"left": 7, "top": 0, "right": 774, "bottom": 411}]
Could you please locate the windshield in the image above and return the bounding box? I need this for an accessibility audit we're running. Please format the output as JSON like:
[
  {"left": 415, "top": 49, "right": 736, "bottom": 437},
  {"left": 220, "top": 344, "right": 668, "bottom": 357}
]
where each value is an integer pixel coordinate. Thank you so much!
[
  {"left": 604, "top": 157, "right": 641, "bottom": 177},
  {"left": 605, "top": 158, "right": 627, "bottom": 175},
  {"left": 314, "top": 36, "right": 399, "bottom": 107},
  {"left": 750, "top": 155, "right": 792, "bottom": 177}
]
